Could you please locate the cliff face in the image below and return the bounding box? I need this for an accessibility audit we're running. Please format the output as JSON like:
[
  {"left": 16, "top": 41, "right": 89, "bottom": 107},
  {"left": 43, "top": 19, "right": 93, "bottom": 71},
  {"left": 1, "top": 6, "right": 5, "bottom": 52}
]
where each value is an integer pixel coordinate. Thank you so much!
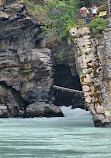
[
  {"left": 0, "top": 0, "right": 84, "bottom": 118},
  {"left": 2, "top": 1, "right": 111, "bottom": 127},
  {"left": 69, "top": 22, "right": 111, "bottom": 127},
  {"left": 0, "top": 0, "right": 56, "bottom": 117}
]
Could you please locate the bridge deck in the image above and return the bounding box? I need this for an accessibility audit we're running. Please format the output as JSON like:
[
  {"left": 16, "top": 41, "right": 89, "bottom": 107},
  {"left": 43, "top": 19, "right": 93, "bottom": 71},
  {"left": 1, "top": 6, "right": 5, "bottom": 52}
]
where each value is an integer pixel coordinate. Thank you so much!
[{"left": 53, "top": 85, "right": 83, "bottom": 94}]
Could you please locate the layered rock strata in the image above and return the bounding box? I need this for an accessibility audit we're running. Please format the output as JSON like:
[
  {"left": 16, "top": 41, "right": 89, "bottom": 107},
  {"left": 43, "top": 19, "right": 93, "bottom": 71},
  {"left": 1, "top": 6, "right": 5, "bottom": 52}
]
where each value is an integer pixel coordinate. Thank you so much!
[
  {"left": 69, "top": 23, "right": 111, "bottom": 127},
  {"left": 0, "top": 0, "right": 64, "bottom": 117}
]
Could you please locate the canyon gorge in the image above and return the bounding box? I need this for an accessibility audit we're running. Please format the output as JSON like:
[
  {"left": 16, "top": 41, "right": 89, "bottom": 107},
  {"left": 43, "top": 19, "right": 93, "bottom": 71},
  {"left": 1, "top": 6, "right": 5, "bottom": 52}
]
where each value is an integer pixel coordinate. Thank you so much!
[{"left": 0, "top": 0, "right": 111, "bottom": 127}]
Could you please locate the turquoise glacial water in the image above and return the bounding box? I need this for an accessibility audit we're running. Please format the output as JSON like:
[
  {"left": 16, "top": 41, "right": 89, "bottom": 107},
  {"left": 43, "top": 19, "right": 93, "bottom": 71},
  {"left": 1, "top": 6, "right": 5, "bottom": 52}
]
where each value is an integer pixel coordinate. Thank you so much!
[{"left": 0, "top": 107, "right": 111, "bottom": 158}]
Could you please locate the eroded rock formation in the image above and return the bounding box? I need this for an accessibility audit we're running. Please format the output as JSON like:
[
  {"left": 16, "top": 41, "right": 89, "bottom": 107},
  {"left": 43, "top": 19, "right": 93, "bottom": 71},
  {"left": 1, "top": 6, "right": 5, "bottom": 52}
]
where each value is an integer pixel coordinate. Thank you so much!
[
  {"left": 69, "top": 23, "right": 111, "bottom": 127},
  {"left": 2, "top": 0, "right": 111, "bottom": 127},
  {"left": 0, "top": 0, "right": 64, "bottom": 117}
]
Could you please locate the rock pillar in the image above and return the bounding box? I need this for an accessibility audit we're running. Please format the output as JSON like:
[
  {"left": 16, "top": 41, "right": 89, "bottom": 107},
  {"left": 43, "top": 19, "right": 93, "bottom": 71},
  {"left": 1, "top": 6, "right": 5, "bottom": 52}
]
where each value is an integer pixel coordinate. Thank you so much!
[{"left": 69, "top": 25, "right": 111, "bottom": 127}]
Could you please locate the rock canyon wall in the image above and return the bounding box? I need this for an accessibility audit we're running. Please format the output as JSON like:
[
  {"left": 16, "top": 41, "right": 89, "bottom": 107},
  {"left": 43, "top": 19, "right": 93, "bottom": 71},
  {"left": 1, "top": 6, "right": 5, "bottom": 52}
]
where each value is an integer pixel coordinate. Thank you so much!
[
  {"left": 0, "top": 0, "right": 63, "bottom": 117},
  {"left": 1, "top": 0, "right": 111, "bottom": 127},
  {"left": 69, "top": 23, "right": 111, "bottom": 127}
]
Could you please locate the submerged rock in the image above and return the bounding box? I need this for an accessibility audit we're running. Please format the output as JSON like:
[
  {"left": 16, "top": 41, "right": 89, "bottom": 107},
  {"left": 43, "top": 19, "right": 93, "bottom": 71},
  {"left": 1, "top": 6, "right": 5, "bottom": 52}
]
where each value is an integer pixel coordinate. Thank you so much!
[{"left": 25, "top": 102, "right": 64, "bottom": 118}]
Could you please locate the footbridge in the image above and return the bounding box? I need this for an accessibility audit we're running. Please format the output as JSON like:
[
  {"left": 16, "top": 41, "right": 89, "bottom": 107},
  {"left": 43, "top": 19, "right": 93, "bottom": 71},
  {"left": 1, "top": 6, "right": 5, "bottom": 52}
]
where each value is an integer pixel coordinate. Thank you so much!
[{"left": 52, "top": 85, "right": 83, "bottom": 94}]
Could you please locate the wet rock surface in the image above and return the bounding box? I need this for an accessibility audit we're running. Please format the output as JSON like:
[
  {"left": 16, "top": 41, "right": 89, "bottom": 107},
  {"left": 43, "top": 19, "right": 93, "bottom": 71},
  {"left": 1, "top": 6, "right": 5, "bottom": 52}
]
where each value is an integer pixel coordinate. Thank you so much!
[
  {"left": 0, "top": 0, "right": 54, "bottom": 117},
  {"left": 25, "top": 102, "right": 64, "bottom": 118}
]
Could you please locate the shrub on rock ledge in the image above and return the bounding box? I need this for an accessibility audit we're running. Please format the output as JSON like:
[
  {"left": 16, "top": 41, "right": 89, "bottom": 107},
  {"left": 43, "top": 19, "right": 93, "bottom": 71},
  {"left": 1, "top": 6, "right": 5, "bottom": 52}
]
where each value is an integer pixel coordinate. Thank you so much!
[{"left": 88, "top": 16, "right": 107, "bottom": 34}]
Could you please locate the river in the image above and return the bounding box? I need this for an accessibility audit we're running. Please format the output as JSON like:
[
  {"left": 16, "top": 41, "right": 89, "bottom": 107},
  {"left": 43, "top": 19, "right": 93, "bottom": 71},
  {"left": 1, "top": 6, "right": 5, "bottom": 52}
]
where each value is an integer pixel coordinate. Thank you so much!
[{"left": 0, "top": 107, "right": 111, "bottom": 158}]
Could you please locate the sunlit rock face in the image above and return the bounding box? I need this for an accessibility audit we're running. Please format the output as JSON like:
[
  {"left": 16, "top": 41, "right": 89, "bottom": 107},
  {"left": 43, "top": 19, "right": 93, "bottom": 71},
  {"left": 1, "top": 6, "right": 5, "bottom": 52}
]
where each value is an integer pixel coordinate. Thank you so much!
[
  {"left": 0, "top": 0, "right": 56, "bottom": 117},
  {"left": 69, "top": 24, "right": 111, "bottom": 127}
]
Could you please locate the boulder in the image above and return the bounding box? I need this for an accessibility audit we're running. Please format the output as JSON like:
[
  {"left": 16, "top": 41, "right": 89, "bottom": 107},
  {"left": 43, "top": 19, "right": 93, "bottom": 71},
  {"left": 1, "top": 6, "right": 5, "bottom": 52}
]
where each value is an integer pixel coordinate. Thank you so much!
[
  {"left": 0, "top": 85, "right": 24, "bottom": 118},
  {"left": 25, "top": 102, "right": 64, "bottom": 118}
]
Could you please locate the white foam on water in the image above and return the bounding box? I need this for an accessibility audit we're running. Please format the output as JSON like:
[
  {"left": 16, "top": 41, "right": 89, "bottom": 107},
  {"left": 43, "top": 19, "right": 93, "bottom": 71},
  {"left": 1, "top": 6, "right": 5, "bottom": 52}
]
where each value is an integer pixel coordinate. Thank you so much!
[{"left": 60, "top": 106, "right": 90, "bottom": 117}]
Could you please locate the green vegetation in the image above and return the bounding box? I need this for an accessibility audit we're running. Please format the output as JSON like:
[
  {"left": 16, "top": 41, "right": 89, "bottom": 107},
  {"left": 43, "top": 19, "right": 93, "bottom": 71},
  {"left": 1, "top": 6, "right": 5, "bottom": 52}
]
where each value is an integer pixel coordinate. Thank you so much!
[
  {"left": 24, "top": 0, "right": 79, "bottom": 41},
  {"left": 79, "top": 0, "right": 107, "bottom": 7},
  {"left": 24, "top": 0, "right": 108, "bottom": 42},
  {"left": 88, "top": 16, "right": 108, "bottom": 34},
  {"left": 78, "top": 49, "right": 82, "bottom": 57},
  {"left": 76, "top": 19, "right": 86, "bottom": 26},
  {"left": 60, "top": 51, "right": 65, "bottom": 60},
  {"left": 24, "top": 0, "right": 49, "bottom": 22}
]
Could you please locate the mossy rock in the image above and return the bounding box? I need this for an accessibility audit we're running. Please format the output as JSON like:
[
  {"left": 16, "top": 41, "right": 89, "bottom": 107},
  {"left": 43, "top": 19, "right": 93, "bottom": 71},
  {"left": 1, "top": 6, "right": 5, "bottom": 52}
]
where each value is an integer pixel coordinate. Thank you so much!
[{"left": 80, "top": 74, "right": 86, "bottom": 82}]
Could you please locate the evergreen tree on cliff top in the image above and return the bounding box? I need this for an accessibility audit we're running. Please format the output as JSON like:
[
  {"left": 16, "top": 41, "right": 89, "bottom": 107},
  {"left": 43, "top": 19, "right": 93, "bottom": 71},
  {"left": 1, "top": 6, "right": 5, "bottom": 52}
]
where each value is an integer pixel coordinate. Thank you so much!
[
  {"left": 24, "top": 0, "right": 79, "bottom": 41},
  {"left": 24, "top": 0, "right": 107, "bottom": 43}
]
